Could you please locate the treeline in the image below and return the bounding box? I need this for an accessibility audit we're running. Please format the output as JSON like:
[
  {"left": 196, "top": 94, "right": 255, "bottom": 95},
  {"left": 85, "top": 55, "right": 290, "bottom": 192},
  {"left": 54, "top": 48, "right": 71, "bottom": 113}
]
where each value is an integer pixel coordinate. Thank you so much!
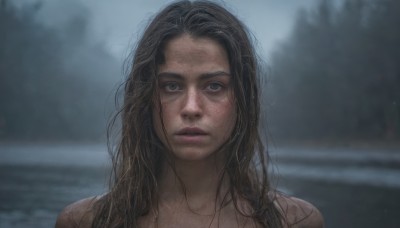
[
  {"left": 0, "top": 1, "right": 120, "bottom": 141},
  {"left": 267, "top": 0, "right": 400, "bottom": 142}
]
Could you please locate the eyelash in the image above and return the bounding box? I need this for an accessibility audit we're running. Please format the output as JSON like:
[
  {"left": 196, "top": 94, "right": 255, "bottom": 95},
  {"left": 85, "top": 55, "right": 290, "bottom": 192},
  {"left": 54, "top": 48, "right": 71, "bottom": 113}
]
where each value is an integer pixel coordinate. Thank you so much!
[
  {"left": 206, "top": 82, "right": 224, "bottom": 92},
  {"left": 162, "top": 82, "right": 181, "bottom": 92},
  {"left": 160, "top": 81, "right": 226, "bottom": 93}
]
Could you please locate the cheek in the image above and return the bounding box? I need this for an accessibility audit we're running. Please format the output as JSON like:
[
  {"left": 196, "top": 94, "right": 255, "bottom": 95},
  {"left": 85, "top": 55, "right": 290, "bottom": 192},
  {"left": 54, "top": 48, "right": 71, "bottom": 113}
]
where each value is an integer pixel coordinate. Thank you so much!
[
  {"left": 217, "top": 100, "right": 237, "bottom": 137},
  {"left": 227, "top": 106, "right": 237, "bottom": 132},
  {"left": 158, "top": 103, "right": 173, "bottom": 126}
]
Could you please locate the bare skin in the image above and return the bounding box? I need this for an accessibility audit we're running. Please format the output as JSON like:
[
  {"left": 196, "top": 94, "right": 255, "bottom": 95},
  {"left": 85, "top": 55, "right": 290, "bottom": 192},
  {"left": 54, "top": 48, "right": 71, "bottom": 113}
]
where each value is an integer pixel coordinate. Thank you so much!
[
  {"left": 55, "top": 193, "right": 324, "bottom": 228},
  {"left": 55, "top": 35, "right": 324, "bottom": 227},
  {"left": 55, "top": 197, "right": 96, "bottom": 228}
]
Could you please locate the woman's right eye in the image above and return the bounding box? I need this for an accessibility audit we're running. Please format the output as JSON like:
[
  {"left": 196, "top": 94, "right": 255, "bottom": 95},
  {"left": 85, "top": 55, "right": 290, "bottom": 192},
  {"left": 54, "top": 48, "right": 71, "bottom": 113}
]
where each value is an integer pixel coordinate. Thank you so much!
[{"left": 163, "top": 82, "right": 181, "bottom": 92}]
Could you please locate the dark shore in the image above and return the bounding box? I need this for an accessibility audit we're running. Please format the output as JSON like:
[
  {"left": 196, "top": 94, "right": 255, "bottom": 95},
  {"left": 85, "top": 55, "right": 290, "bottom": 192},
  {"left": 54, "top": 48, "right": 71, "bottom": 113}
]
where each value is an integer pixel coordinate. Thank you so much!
[
  {"left": 279, "top": 177, "right": 400, "bottom": 228},
  {"left": 0, "top": 143, "right": 399, "bottom": 227}
]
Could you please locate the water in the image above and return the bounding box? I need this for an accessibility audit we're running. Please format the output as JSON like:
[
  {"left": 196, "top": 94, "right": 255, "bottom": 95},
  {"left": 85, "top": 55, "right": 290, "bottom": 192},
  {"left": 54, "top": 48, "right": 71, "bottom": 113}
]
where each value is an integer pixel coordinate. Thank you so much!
[
  {"left": 271, "top": 146, "right": 400, "bottom": 228},
  {"left": 0, "top": 144, "right": 109, "bottom": 227},
  {"left": 271, "top": 147, "right": 400, "bottom": 188},
  {"left": 0, "top": 143, "right": 399, "bottom": 227}
]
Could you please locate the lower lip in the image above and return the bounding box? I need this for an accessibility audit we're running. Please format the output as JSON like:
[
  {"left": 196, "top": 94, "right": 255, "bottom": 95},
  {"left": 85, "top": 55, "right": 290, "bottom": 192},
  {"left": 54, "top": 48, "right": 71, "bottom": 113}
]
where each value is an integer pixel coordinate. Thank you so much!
[{"left": 174, "top": 134, "right": 207, "bottom": 144}]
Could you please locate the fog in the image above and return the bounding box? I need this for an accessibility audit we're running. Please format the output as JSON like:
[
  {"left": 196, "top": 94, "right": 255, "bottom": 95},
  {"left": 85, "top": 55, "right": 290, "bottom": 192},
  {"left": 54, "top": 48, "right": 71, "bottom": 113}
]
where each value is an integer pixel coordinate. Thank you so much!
[
  {"left": 1, "top": 0, "right": 120, "bottom": 141},
  {"left": 1, "top": 1, "right": 400, "bottom": 227},
  {"left": 267, "top": 0, "right": 400, "bottom": 143},
  {"left": 1, "top": 0, "right": 399, "bottom": 144},
  {"left": 31, "top": 0, "right": 318, "bottom": 59},
  {"left": 0, "top": 0, "right": 317, "bottom": 142}
]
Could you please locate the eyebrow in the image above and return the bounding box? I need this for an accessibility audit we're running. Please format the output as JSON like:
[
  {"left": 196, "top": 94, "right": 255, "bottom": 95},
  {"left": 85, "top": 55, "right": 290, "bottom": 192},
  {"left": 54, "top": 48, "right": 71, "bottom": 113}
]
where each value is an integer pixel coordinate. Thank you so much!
[{"left": 157, "top": 71, "right": 231, "bottom": 80}]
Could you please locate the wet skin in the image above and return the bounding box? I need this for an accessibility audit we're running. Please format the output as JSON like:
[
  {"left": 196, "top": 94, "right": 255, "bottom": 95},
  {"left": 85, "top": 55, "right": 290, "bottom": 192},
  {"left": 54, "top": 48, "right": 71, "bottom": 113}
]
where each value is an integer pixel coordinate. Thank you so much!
[{"left": 153, "top": 34, "right": 237, "bottom": 162}]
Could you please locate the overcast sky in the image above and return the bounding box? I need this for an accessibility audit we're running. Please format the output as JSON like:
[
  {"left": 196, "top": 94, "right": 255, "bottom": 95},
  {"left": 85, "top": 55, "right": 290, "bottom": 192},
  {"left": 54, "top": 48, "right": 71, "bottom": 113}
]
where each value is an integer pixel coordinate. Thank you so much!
[
  {"left": 83, "top": 0, "right": 318, "bottom": 59},
  {"left": 16, "top": 0, "right": 321, "bottom": 61},
  {"left": 81, "top": 0, "right": 317, "bottom": 60}
]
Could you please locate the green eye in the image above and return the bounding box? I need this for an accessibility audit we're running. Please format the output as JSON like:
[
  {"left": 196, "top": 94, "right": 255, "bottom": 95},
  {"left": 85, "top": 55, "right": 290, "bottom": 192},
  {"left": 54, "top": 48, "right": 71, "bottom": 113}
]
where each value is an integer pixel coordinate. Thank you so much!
[
  {"left": 207, "top": 83, "right": 223, "bottom": 91},
  {"left": 164, "top": 82, "right": 180, "bottom": 92}
]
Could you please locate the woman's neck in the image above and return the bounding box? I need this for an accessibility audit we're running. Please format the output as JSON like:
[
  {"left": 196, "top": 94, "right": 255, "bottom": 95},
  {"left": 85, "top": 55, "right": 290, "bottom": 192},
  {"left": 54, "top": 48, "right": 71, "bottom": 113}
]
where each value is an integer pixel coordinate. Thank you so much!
[{"left": 157, "top": 156, "right": 230, "bottom": 212}]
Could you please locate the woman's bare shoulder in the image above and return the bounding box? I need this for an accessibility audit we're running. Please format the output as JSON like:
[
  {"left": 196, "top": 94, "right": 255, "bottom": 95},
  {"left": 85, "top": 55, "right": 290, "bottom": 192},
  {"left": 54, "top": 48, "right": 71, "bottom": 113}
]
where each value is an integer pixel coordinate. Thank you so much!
[
  {"left": 274, "top": 193, "right": 325, "bottom": 228},
  {"left": 55, "top": 196, "right": 101, "bottom": 228}
]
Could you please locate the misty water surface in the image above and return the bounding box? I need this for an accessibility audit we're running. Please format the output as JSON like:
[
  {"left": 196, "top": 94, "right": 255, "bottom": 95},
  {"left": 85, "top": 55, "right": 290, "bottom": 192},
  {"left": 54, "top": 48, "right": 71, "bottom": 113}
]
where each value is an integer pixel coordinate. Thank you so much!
[{"left": 1, "top": 144, "right": 400, "bottom": 227}]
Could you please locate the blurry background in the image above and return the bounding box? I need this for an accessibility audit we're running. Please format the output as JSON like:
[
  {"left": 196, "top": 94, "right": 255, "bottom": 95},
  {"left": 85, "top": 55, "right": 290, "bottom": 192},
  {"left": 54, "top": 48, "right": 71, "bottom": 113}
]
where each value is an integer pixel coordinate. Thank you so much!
[{"left": 0, "top": 0, "right": 399, "bottom": 227}]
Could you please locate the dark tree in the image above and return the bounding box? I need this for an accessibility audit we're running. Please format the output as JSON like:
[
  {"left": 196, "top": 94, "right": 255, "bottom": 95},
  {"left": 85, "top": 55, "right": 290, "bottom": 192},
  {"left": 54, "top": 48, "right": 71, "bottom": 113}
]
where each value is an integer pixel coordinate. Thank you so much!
[
  {"left": 268, "top": 0, "right": 400, "bottom": 142},
  {"left": 0, "top": 0, "right": 119, "bottom": 141}
]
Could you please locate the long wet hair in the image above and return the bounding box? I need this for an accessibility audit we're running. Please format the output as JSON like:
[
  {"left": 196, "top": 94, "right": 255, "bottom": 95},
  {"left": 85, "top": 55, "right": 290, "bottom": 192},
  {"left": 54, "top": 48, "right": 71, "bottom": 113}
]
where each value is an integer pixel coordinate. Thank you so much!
[{"left": 92, "top": 1, "right": 284, "bottom": 227}]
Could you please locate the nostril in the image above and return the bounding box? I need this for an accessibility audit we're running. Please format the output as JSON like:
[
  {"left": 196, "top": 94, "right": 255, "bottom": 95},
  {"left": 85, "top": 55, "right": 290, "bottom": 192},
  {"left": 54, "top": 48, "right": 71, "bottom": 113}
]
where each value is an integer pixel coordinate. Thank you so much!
[{"left": 181, "top": 111, "right": 202, "bottom": 120}]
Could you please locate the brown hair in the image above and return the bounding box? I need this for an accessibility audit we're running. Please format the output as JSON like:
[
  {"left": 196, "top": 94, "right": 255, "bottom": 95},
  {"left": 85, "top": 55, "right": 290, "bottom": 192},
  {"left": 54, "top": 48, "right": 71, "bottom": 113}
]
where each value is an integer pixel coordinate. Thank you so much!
[{"left": 92, "top": 1, "right": 283, "bottom": 227}]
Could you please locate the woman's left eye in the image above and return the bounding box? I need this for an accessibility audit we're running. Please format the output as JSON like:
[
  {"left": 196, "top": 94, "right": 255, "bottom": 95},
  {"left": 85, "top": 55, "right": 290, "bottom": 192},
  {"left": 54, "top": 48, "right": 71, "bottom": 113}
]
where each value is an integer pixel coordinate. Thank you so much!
[{"left": 206, "top": 82, "right": 223, "bottom": 92}]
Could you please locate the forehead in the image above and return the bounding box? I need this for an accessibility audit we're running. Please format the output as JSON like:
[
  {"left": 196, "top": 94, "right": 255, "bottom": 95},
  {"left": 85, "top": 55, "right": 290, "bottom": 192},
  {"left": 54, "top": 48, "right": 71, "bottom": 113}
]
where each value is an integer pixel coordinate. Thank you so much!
[
  {"left": 158, "top": 34, "right": 230, "bottom": 74},
  {"left": 164, "top": 34, "right": 226, "bottom": 56}
]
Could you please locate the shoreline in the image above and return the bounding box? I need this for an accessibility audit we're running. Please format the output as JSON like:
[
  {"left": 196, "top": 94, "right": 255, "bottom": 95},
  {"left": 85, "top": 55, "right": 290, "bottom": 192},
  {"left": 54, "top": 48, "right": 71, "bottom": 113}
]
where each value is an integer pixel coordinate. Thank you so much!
[{"left": 269, "top": 139, "right": 400, "bottom": 150}]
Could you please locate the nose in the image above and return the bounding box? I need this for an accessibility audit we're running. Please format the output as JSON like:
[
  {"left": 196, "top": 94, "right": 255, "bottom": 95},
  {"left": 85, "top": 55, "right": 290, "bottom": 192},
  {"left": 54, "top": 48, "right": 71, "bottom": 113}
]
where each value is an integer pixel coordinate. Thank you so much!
[{"left": 181, "top": 87, "right": 203, "bottom": 120}]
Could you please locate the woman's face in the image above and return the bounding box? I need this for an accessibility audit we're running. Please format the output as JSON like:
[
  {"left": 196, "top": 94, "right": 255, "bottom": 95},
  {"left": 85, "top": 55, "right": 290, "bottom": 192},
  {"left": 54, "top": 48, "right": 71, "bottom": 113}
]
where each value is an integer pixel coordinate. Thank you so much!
[{"left": 153, "top": 34, "right": 237, "bottom": 162}]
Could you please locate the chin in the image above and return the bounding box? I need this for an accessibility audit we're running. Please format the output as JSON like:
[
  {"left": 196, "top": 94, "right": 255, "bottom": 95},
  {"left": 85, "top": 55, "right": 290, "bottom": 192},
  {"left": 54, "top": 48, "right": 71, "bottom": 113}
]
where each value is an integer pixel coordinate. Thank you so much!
[{"left": 172, "top": 148, "right": 217, "bottom": 162}]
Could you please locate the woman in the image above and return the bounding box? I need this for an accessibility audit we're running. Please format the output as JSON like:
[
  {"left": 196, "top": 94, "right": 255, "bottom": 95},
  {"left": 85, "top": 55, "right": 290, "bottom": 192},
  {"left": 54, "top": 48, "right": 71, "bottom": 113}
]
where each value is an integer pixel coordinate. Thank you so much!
[{"left": 56, "top": 1, "right": 324, "bottom": 227}]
